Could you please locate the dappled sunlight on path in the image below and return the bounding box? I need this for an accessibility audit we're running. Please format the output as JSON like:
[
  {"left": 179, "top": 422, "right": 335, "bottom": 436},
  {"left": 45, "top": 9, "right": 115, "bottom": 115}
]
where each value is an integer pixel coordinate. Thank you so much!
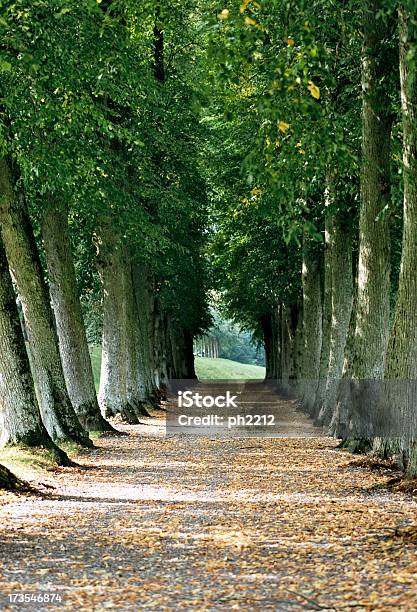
[{"left": 1, "top": 383, "right": 417, "bottom": 610}]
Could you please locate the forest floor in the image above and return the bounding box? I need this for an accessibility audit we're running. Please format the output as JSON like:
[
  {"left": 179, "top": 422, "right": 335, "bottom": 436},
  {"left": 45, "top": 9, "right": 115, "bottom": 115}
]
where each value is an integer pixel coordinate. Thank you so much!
[{"left": 1, "top": 382, "right": 417, "bottom": 611}]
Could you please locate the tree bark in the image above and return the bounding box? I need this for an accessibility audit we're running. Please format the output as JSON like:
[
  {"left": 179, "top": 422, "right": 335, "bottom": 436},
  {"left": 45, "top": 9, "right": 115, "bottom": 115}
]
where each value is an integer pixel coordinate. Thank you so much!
[
  {"left": 343, "top": 2, "right": 394, "bottom": 451},
  {"left": 0, "top": 230, "right": 69, "bottom": 464},
  {"left": 300, "top": 237, "right": 323, "bottom": 414},
  {"left": 166, "top": 317, "right": 182, "bottom": 379},
  {"left": 183, "top": 328, "right": 197, "bottom": 379},
  {"left": 152, "top": 299, "right": 169, "bottom": 398},
  {"left": 95, "top": 222, "right": 139, "bottom": 424},
  {"left": 277, "top": 304, "right": 297, "bottom": 391},
  {"left": 132, "top": 264, "right": 160, "bottom": 406},
  {"left": 317, "top": 211, "right": 353, "bottom": 426},
  {"left": 330, "top": 284, "right": 358, "bottom": 439},
  {"left": 0, "top": 159, "right": 91, "bottom": 447},
  {"left": 124, "top": 255, "right": 151, "bottom": 417},
  {"left": 292, "top": 301, "right": 304, "bottom": 386},
  {"left": 380, "top": 5, "right": 417, "bottom": 476},
  {"left": 41, "top": 197, "right": 113, "bottom": 432},
  {"left": 287, "top": 303, "right": 300, "bottom": 383},
  {"left": 351, "top": 0, "right": 393, "bottom": 380},
  {"left": 262, "top": 312, "right": 276, "bottom": 380},
  {"left": 0, "top": 464, "right": 27, "bottom": 490},
  {"left": 313, "top": 208, "right": 332, "bottom": 419}
]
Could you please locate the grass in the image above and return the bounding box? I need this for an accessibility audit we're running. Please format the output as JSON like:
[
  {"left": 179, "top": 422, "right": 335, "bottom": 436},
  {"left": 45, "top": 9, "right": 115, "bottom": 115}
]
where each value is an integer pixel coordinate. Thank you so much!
[
  {"left": 0, "top": 445, "right": 65, "bottom": 482},
  {"left": 90, "top": 345, "right": 101, "bottom": 391},
  {"left": 0, "top": 431, "right": 110, "bottom": 484},
  {"left": 195, "top": 357, "right": 265, "bottom": 380},
  {"left": 90, "top": 346, "right": 265, "bottom": 384}
]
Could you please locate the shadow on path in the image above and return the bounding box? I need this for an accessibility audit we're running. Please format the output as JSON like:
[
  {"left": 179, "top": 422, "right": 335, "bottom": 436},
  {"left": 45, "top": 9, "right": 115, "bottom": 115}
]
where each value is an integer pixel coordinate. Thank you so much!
[{"left": 0, "top": 382, "right": 416, "bottom": 611}]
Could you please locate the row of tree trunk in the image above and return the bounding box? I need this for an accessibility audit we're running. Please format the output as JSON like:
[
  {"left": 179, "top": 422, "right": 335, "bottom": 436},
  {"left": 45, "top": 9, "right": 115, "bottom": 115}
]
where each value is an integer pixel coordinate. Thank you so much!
[
  {"left": 194, "top": 336, "right": 220, "bottom": 359},
  {"left": 262, "top": 2, "right": 417, "bottom": 478},
  {"left": 0, "top": 159, "right": 196, "bottom": 467}
]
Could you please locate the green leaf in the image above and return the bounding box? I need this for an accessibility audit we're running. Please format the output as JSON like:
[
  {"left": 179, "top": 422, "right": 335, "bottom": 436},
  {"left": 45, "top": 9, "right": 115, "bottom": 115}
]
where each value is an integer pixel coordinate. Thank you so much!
[{"left": 54, "top": 7, "right": 71, "bottom": 19}]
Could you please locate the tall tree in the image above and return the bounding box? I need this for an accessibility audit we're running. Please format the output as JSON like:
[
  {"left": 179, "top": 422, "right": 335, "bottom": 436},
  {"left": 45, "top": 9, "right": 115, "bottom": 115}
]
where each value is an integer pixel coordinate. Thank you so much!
[
  {"left": 0, "top": 207, "right": 69, "bottom": 464},
  {"left": 351, "top": 0, "right": 394, "bottom": 379},
  {"left": 95, "top": 222, "right": 139, "bottom": 423},
  {"left": 382, "top": 2, "right": 417, "bottom": 476},
  {"left": 340, "top": 1, "right": 396, "bottom": 448},
  {"left": 0, "top": 160, "right": 91, "bottom": 447},
  {"left": 41, "top": 197, "right": 114, "bottom": 432},
  {"left": 317, "top": 205, "right": 353, "bottom": 426},
  {"left": 300, "top": 236, "right": 323, "bottom": 413}
]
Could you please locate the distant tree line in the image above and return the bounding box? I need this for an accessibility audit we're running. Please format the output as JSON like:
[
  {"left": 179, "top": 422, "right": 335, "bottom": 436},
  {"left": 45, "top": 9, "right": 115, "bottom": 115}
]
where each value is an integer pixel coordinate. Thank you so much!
[{"left": 195, "top": 311, "right": 265, "bottom": 366}]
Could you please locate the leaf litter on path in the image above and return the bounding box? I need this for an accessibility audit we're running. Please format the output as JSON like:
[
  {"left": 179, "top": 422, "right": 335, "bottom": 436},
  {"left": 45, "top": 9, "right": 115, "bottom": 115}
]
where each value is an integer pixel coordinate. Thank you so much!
[{"left": 0, "top": 385, "right": 416, "bottom": 611}]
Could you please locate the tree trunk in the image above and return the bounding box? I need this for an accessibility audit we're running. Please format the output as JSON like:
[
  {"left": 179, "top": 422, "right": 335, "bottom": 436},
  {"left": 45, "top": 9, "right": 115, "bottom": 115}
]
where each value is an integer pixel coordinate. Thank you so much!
[
  {"left": 351, "top": 0, "right": 393, "bottom": 380},
  {"left": 0, "top": 159, "right": 91, "bottom": 447},
  {"left": 0, "top": 464, "right": 27, "bottom": 490},
  {"left": 41, "top": 197, "right": 113, "bottom": 432},
  {"left": 345, "top": 2, "right": 394, "bottom": 450},
  {"left": 287, "top": 303, "right": 300, "bottom": 384},
  {"left": 292, "top": 301, "right": 304, "bottom": 386},
  {"left": 166, "top": 318, "right": 183, "bottom": 379},
  {"left": 124, "top": 255, "right": 151, "bottom": 417},
  {"left": 313, "top": 209, "right": 332, "bottom": 418},
  {"left": 278, "top": 304, "right": 296, "bottom": 390},
  {"left": 330, "top": 284, "right": 358, "bottom": 439},
  {"left": 165, "top": 316, "right": 190, "bottom": 381},
  {"left": 0, "top": 231, "right": 69, "bottom": 465},
  {"left": 95, "top": 223, "right": 139, "bottom": 424},
  {"left": 380, "top": 5, "right": 417, "bottom": 476},
  {"left": 262, "top": 312, "right": 275, "bottom": 380},
  {"left": 183, "top": 329, "right": 197, "bottom": 379},
  {"left": 152, "top": 299, "right": 169, "bottom": 399},
  {"left": 132, "top": 263, "right": 160, "bottom": 406},
  {"left": 317, "top": 211, "right": 353, "bottom": 426},
  {"left": 300, "top": 238, "right": 323, "bottom": 414}
]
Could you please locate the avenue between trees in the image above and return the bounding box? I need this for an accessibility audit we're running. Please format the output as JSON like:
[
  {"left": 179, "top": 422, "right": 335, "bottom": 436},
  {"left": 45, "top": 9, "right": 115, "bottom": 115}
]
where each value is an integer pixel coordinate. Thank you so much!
[{"left": 1, "top": 1, "right": 417, "bottom": 482}]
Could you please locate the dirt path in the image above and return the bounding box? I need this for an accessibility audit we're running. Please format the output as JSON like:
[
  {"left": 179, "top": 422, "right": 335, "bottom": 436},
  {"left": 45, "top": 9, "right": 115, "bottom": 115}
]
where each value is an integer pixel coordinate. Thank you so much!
[{"left": 1, "top": 383, "right": 417, "bottom": 611}]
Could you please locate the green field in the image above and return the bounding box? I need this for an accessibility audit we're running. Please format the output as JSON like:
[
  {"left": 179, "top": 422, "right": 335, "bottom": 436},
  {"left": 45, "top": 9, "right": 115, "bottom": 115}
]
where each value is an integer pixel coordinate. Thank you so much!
[
  {"left": 195, "top": 357, "right": 265, "bottom": 380},
  {"left": 90, "top": 345, "right": 101, "bottom": 391},
  {"left": 89, "top": 347, "right": 265, "bottom": 387}
]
